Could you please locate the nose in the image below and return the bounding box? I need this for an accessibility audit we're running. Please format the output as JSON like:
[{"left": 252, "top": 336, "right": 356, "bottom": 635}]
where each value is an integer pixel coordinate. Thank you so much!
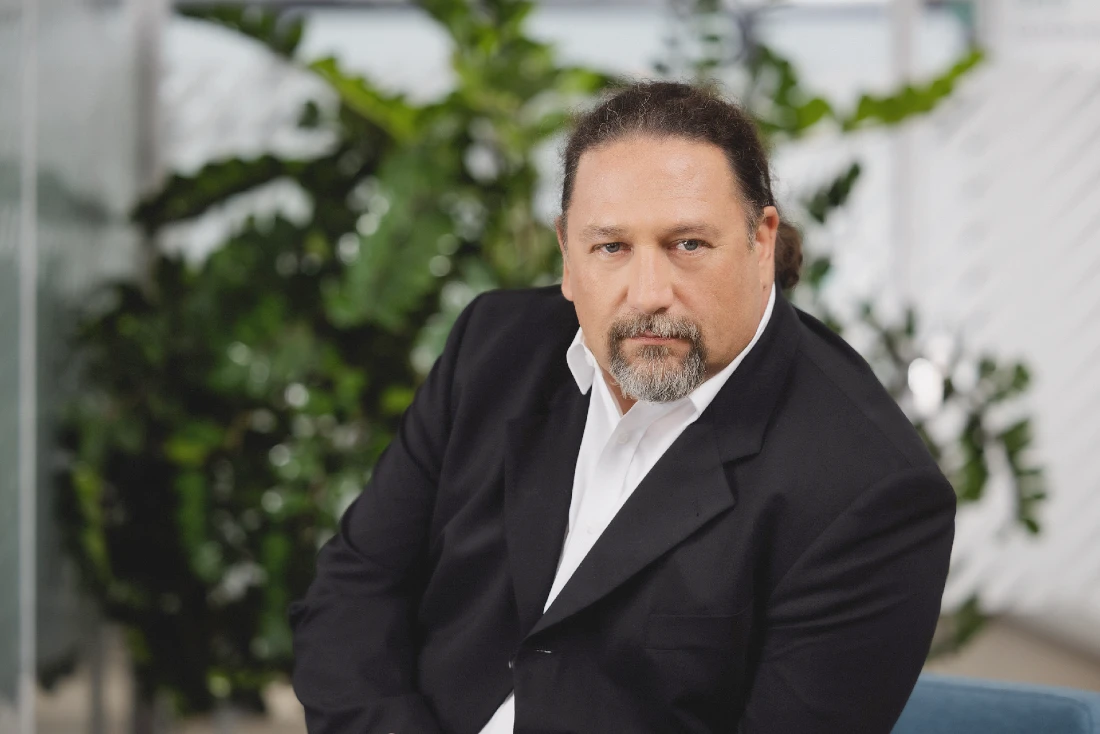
[{"left": 626, "top": 246, "right": 675, "bottom": 314}]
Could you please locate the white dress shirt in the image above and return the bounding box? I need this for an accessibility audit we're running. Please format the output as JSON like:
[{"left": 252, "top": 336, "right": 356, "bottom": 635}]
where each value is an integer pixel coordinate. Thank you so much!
[{"left": 478, "top": 284, "right": 776, "bottom": 734}]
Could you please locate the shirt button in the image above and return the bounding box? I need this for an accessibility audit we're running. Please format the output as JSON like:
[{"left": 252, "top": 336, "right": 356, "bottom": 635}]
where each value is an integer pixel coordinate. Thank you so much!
[{"left": 616, "top": 433, "right": 631, "bottom": 445}]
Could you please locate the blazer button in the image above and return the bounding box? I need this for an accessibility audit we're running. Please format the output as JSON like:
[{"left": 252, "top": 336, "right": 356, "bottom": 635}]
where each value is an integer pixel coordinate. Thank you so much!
[{"left": 508, "top": 656, "right": 515, "bottom": 670}]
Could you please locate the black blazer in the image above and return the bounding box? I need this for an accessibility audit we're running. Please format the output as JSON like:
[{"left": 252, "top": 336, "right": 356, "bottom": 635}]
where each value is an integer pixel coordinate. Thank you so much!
[{"left": 290, "top": 285, "right": 956, "bottom": 734}]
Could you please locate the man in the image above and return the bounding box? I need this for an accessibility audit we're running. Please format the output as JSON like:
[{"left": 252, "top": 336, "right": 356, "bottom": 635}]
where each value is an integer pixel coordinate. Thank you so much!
[{"left": 290, "top": 81, "right": 956, "bottom": 734}]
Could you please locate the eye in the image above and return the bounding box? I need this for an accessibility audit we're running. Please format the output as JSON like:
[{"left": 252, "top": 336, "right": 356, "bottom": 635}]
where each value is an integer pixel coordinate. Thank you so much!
[
  {"left": 599, "top": 242, "right": 625, "bottom": 254},
  {"left": 675, "top": 239, "right": 706, "bottom": 252}
]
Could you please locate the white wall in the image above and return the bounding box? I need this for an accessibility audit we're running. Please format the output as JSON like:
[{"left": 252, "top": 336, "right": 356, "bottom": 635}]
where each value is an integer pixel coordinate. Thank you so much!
[{"left": 904, "top": 0, "right": 1100, "bottom": 652}]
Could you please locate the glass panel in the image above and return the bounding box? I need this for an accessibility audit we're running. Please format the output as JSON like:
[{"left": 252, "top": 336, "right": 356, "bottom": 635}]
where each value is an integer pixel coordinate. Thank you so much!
[
  {"left": 0, "top": 0, "right": 28, "bottom": 727},
  {"left": 0, "top": 1, "right": 143, "bottom": 731}
]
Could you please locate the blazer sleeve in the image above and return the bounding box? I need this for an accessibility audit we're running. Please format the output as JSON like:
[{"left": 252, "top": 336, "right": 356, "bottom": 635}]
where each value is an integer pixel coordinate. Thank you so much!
[
  {"left": 739, "top": 465, "right": 957, "bottom": 734},
  {"left": 289, "top": 294, "right": 482, "bottom": 734}
]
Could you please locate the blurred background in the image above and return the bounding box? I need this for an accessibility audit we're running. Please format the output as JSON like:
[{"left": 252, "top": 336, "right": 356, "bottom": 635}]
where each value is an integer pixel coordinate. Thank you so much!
[{"left": 3, "top": 0, "right": 1100, "bottom": 732}]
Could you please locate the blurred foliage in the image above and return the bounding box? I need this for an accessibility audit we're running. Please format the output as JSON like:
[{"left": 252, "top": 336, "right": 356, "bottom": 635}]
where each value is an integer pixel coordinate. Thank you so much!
[
  {"left": 56, "top": 0, "right": 1041, "bottom": 716},
  {"left": 58, "top": 0, "right": 609, "bottom": 714},
  {"left": 177, "top": 5, "right": 305, "bottom": 58}
]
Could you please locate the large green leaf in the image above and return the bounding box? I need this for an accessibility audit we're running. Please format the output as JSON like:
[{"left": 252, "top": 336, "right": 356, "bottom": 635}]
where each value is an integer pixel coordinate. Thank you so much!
[
  {"left": 802, "top": 162, "right": 862, "bottom": 225},
  {"left": 309, "top": 57, "right": 421, "bottom": 143},
  {"left": 841, "top": 48, "right": 985, "bottom": 130},
  {"left": 323, "top": 145, "right": 459, "bottom": 329},
  {"left": 133, "top": 155, "right": 307, "bottom": 232}
]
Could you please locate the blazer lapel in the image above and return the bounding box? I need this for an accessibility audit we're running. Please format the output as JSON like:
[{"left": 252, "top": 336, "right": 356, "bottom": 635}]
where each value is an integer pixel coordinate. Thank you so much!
[
  {"left": 524, "top": 288, "right": 804, "bottom": 639},
  {"left": 527, "top": 411, "right": 734, "bottom": 639},
  {"left": 709, "top": 289, "right": 802, "bottom": 464},
  {"left": 504, "top": 385, "right": 590, "bottom": 637}
]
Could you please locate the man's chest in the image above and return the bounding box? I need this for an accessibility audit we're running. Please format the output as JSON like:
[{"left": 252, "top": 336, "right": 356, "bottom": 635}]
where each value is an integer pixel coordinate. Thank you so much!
[{"left": 418, "top": 402, "right": 760, "bottom": 636}]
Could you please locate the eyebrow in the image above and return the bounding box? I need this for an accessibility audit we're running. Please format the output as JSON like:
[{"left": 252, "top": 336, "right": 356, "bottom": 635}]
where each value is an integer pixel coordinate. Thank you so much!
[
  {"left": 579, "top": 224, "right": 629, "bottom": 241},
  {"left": 662, "top": 222, "right": 721, "bottom": 239},
  {"left": 578, "top": 221, "right": 722, "bottom": 241}
]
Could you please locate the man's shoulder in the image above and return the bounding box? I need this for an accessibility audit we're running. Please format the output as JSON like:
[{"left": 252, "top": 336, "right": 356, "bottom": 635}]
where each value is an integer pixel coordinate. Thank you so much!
[
  {"left": 756, "top": 307, "right": 952, "bottom": 583},
  {"left": 469, "top": 285, "right": 576, "bottom": 329},
  {"left": 784, "top": 306, "right": 936, "bottom": 472},
  {"left": 455, "top": 285, "right": 578, "bottom": 381}
]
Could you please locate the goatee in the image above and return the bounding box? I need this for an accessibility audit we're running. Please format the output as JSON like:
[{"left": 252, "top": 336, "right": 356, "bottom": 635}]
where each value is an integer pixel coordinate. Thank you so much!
[{"left": 606, "top": 312, "right": 707, "bottom": 403}]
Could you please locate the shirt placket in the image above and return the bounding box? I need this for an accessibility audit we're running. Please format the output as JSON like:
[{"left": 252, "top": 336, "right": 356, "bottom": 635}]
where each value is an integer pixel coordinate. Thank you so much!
[
  {"left": 579, "top": 404, "right": 660, "bottom": 535},
  {"left": 553, "top": 411, "right": 640, "bottom": 586}
]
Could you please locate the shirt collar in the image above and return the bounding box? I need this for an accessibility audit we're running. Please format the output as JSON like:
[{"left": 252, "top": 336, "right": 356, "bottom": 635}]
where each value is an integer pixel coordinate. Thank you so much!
[
  {"left": 565, "top": 326, "right": 597, "bottom": 395},
  {"left": 565, "top": 282, "right": 777, "bottom": 414}
]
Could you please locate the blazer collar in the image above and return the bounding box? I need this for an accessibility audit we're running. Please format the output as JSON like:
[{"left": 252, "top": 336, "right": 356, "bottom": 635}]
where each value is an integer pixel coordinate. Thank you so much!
[
  {"left": 503, "top": 286, "right": 803, "bottom": 639},
  {"left": 707, "top": 286, "right": 802, "bottom": 463}
]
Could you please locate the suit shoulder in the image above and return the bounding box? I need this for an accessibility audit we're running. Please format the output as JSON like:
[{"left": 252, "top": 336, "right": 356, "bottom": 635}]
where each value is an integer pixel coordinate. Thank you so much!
[
  {"left": 465, "top": 285, "right": 577, "bottom": 347},
  {"left": 787, "top": 307, "right": 936, "bottom": 471},
  {"left": 456, "top": 285, "right": 578, "bottom": 383},
  {"left": 469, "top": 285, "right": 575, "bottom": 329},
  {"left": 750, "top": 308, "right": 952, "bottom": 596}
]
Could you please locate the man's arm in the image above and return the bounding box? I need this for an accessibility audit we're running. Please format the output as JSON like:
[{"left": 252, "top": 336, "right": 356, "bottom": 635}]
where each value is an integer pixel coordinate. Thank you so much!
[
  {"left": 289, "top": 295, "right": 482, "bottom": 734},
  {"left": 739, "top": 465, "right": 956, "bottom": 733}
]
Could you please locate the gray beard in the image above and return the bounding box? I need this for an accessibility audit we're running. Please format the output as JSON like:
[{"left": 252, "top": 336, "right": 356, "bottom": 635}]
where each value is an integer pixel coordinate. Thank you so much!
[{"left": 606, "top": 314, "right": 708, "bottom": 403}]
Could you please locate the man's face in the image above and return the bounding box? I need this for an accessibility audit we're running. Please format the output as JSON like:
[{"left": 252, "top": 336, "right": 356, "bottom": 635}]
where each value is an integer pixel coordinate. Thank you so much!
[{"left": 558, "top": 135, "right": 779, "bottom": 403}]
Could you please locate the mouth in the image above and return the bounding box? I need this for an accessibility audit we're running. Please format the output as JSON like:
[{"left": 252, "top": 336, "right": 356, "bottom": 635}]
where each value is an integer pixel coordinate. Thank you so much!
[{"left": 627, "top": 331, "right": 683, "bottom": 344}]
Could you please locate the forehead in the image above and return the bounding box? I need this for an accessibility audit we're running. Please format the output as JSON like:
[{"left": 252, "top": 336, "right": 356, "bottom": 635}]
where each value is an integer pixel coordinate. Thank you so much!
[{"left": 568, "top": 135, "right": 743, "bottom": 230}]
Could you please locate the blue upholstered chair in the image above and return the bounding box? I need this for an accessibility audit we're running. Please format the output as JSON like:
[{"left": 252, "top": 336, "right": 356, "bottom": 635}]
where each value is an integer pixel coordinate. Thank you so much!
[{"left": 892, "top": 673, "right": 1100, "bottom": 734}]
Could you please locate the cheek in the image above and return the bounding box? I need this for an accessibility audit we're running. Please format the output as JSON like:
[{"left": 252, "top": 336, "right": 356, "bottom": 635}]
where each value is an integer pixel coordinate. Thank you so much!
[
  {"left": 682, "top": 265, "right": 741, "bottom": 315},
  {"left": 572, "top": 269, "right": 624, "bottom": 326},
  {"left": 571, "top": 300, "right": 612, "bottom": 356},
  {"left": 570, "top": 262, "right": 606, "bottom": 300},
  {"left": 682, "top": 265, "right": 759, "bottom": 354},
  {"left": 574, "top": 262, "right": 620, "bottom": 295}
]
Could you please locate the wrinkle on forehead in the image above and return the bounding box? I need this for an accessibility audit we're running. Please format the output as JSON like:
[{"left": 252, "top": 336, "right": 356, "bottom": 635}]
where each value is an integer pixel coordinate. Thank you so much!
[
  {"left": 578, "top": 221, "right": 723, "bottom": 243},
  {"left": 568, "top": 138, "right": 744, "bottom": 223}
]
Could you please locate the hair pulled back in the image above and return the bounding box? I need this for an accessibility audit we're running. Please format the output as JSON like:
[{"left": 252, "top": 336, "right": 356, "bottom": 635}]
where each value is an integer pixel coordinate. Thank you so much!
[{"left": 560, "top": 81, "right": 803, "bottom": 289}]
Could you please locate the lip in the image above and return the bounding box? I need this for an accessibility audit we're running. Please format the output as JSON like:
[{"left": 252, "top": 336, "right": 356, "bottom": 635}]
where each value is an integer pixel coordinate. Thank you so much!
[{"left": 628, "top": 335, "right": 681, "bottom": 344}]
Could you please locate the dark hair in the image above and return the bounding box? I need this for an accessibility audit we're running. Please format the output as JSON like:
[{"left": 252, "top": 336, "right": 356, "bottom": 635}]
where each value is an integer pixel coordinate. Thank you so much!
[{"left": 560, "top": 81, "right": 803, "bottom": 289}]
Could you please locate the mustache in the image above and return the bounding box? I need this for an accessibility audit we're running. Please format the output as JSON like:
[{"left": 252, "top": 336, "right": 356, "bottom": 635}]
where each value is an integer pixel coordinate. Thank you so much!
[{"left": 608, "top": 312, "right": 702, "bottom": 342}]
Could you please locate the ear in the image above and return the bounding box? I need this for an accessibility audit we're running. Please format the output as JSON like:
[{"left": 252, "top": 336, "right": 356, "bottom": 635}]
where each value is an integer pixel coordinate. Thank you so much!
[
  {"left": 556, "top": 215, "right": 574, "bottom": 302},
  {"left": 754, "top": 205, "right": 780, "bottom": 288}
]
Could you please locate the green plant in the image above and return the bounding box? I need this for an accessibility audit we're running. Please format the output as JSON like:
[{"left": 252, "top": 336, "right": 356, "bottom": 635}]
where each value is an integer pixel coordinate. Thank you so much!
[{"left": 58, "top": 0, "right": 609, "bottom": 714}]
